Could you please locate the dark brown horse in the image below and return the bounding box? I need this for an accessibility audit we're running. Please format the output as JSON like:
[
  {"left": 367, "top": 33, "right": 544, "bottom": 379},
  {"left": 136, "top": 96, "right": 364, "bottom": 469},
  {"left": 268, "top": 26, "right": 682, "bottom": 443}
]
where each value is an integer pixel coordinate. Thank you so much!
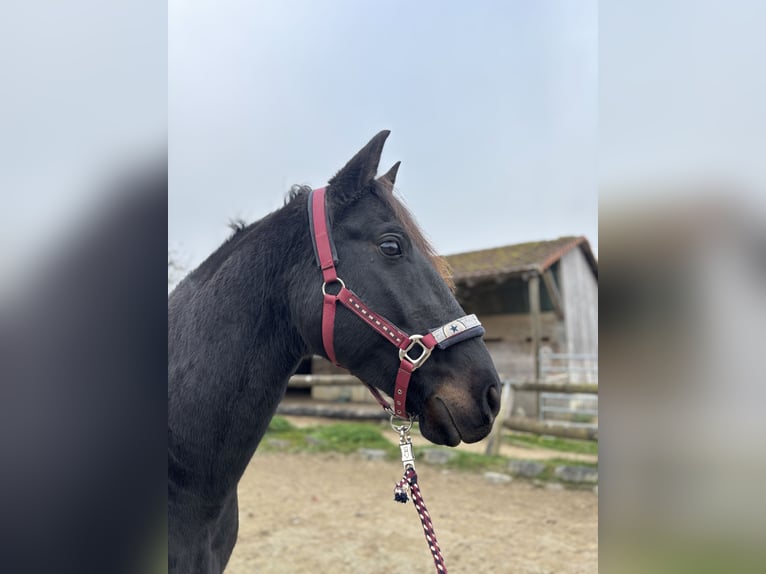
[{"left": 168, "top": 131, "right": 500, "bottom": 573}]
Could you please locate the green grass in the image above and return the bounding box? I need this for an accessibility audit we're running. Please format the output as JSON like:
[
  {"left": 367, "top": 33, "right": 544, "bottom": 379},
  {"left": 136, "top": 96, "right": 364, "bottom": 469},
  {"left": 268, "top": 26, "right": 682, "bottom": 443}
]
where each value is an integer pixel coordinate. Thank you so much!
[
  {"left": 309, "top": 422, "right": 396, "bottom": 454},
  {"left": 263, "top": 416, "right": 397, "bottom": 456},
  {"left": 417, "top": 447, "right": 509, "bottom": 473},
  {"left": 504, "top": 431, "right": 598, "bottom": 455},
  {"left": 267, "top": 415, "right": 297, "bottom": 432},
  {"left": 262, "top": 417, "right": 598, "bottom": 484},
  {"left": 264, "top": 420, "right": 508, "bottom": 473}
]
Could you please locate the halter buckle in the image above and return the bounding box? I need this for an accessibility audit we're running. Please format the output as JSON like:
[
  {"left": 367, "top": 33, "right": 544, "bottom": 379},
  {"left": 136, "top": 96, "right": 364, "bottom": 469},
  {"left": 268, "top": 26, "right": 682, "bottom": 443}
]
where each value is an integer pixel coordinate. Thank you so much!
[{"left": 398, "top": 334, "right": 432, "bottom": 371}]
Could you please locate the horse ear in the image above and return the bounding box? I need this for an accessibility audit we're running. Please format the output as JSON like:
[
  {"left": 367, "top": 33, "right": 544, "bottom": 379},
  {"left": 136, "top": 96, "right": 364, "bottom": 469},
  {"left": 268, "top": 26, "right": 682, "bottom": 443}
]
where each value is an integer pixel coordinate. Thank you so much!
[
  {"left": 328, "top": 130, "right": 390, "bottom": 202},
  {"left": 377, "top": 161, "right": 401, "bottom": 192}
]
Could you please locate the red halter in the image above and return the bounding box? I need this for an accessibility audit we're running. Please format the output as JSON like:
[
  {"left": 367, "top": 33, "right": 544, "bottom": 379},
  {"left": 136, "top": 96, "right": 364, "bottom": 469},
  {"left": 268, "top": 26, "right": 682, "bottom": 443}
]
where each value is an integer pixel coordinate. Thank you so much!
[{"left": 308, "top": 187, "right": 485, "bottom": 419}]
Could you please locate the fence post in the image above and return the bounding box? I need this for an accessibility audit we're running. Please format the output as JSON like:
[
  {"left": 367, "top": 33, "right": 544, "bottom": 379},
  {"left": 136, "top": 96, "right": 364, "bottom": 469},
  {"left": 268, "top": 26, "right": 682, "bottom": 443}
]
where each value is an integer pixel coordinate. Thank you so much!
[
  {"left": 528, "top": 273, "right": 542, "bottom": 382},
  {"left": 484, "top": 379, "right": 513, "bottom": 456}
]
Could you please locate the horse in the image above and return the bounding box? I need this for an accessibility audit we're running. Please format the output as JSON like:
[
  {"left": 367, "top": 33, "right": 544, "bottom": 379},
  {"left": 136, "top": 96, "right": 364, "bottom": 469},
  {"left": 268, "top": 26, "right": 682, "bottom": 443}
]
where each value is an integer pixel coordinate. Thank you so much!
[{"left": 168, "top": 130, "right": 501, "bottom": 573}]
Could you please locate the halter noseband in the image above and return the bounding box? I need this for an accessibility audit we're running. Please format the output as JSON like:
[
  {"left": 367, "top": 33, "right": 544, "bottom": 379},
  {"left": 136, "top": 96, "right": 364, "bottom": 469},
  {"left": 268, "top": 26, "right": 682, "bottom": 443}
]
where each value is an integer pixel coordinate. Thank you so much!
[{"left": 308, "top": 187, "right": 485, "bottom": 419}]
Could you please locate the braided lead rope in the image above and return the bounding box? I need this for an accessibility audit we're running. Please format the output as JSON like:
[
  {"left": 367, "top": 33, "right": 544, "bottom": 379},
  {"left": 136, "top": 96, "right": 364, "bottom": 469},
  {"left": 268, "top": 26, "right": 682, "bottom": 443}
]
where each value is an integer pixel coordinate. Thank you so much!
[
  {"left": 392, "top": 420, "right": 448, "bottom": 574},
  {"left": 404, "top": 466, "right": 448, "bottom": 573}
]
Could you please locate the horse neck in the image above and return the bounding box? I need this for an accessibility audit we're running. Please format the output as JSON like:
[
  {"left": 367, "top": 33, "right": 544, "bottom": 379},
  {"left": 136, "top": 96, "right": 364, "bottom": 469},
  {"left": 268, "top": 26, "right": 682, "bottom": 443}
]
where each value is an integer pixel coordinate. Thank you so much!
[{"left": 169, "top": 201, "right": 311, "bottom": 501}]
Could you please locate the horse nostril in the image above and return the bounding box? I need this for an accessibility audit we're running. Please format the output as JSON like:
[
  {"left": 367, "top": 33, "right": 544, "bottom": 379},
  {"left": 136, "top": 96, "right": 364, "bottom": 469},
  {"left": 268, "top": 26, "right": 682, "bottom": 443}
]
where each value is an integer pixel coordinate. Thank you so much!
[{"left": 486, "top": 383, "right": 501, "bottom": 415}]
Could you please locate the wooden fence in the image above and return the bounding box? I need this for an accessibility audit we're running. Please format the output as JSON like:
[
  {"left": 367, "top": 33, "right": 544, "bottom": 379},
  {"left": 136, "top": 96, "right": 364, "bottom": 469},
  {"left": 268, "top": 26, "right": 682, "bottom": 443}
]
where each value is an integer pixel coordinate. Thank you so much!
[{"left": 282, "top": 375, "right": 598, "bottom": 445}]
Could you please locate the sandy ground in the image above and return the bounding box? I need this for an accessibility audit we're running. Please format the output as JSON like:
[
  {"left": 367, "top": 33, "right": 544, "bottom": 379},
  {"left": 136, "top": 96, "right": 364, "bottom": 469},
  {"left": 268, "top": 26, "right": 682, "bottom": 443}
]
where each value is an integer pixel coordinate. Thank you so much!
[{"left": 226, "top": 450, "right": 598, "bottom": 573}]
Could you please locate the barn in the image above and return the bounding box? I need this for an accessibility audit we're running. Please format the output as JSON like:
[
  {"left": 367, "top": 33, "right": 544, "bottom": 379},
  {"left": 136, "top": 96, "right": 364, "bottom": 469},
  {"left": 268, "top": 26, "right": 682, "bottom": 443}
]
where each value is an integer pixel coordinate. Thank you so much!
[
  {"left": 446, "top": 235, "right": 598, "bottom": 384},
  {"left": 286, "top": 236, "right": 598, "bottom": 419}
]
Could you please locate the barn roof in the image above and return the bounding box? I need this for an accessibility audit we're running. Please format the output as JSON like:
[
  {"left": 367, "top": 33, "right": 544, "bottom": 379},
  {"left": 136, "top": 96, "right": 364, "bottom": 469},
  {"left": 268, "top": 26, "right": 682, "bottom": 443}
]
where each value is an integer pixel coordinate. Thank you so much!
[{"left": 445, "top": 236, "right": 598, "bottom": 282}]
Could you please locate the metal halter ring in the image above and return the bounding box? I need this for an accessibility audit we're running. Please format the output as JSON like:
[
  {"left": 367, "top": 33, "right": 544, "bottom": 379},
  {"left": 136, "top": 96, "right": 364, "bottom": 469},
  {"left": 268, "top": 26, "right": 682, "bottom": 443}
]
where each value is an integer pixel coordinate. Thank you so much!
[
  {"left": 321, "top": 277, "right": 345, "bottom": 296},
  {"left": 398, "top": 334, "right": 432, "bottom": 371},
  {"left": 390, "top": 414, "right": 414, "bottom": 433}
]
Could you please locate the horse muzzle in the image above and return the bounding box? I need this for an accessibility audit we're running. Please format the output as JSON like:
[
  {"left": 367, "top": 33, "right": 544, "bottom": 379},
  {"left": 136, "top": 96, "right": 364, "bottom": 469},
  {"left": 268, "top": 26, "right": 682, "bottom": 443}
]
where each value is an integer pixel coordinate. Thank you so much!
[{"left": 418, "top": 375, "right": 501, "bottom": 446}]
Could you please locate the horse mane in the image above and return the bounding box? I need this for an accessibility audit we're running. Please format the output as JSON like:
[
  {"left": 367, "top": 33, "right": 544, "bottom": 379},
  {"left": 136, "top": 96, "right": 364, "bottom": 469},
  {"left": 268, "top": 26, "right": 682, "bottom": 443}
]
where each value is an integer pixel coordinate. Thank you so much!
[
  {"left": 227, "top": 217, "right": 248, "bottom": 236},
  {"left": 184, "top": 218, "right": 258, "bottom": 286},
  {"left": 285, "top": 184, "right": 312, "bottom": 204},
  {"left": 188, "top": 182, "right": 452, "bottom": 291}
]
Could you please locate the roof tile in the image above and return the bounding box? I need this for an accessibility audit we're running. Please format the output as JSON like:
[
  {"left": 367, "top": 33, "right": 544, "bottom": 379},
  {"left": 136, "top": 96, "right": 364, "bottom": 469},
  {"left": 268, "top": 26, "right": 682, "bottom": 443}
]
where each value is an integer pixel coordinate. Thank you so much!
[{"left": 445, "top": 236, "right": 593, "bottom": 280}]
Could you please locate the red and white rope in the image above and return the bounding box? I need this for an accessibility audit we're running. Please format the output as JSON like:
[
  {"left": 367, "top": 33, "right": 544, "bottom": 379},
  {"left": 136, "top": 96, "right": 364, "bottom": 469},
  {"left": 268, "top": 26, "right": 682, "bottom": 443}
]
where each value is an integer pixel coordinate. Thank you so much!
[{"left": 395, "top": 466, "right": 448, "bottom": 573}]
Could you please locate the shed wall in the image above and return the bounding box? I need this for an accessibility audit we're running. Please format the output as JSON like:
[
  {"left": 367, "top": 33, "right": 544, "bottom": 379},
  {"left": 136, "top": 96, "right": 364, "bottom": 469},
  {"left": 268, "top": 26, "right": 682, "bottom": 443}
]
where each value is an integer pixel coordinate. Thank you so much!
[
  {"left": 480, "top": 312, "right": 564, "bottom": 382},
  {"left": 560, "top": 248, "right": 598, "bottom": 381}
]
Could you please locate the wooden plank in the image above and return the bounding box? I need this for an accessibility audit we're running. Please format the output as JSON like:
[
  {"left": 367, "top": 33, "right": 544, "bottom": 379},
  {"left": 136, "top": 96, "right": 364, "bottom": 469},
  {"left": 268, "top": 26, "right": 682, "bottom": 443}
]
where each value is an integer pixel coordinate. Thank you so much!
[
  {"left": 528, "top": 273, "right": 541, "bottom": 381},
  {"left": 288, "top": 374, "right": 363, "bottom": 387},
  {"left": 276, "top": 403, "right": 388, "bottom": 420},
  {"left": 511, "top": 381, "right": 598, "bottom": 394},
  {"left": 541, "top": 268, "right": 565, "bottom": 320},
  {"left": 503, "top": 416, "right": 598, "bottom": 441},
  {"left": 484, "top": 380, "right": 513, "bottom": 456}
]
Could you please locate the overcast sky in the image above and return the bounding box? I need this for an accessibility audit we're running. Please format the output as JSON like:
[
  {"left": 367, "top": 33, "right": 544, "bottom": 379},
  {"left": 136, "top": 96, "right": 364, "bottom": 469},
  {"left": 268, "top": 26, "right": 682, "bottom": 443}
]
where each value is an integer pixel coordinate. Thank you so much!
[
  {"left": 169, "top": 0, "right": 598, "bottom": 272},
  {"left": 3, "top": 2, "right": 763, "bottom": 287}
]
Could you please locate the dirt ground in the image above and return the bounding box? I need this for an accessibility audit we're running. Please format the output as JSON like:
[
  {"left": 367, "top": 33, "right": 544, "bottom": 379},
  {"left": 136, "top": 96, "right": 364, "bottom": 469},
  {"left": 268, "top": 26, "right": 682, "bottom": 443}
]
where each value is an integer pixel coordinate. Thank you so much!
[{"left": 226, "top": 446, "right": 598, "bottom": 573}]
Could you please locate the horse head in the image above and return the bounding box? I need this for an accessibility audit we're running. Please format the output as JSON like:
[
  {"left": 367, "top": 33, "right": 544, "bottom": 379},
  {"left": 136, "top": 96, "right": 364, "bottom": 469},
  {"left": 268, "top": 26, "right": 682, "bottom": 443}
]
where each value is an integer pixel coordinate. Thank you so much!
[{"left": 292, "top": 131, "right": 501, "bottom": 446}]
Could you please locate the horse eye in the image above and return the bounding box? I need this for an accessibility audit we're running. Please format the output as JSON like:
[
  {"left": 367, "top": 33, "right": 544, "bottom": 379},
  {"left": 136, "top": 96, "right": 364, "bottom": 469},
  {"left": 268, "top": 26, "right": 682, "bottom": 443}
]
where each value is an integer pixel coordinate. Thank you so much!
[{"left": 379, "top": 239, "right": 402, "bottom": 257}]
